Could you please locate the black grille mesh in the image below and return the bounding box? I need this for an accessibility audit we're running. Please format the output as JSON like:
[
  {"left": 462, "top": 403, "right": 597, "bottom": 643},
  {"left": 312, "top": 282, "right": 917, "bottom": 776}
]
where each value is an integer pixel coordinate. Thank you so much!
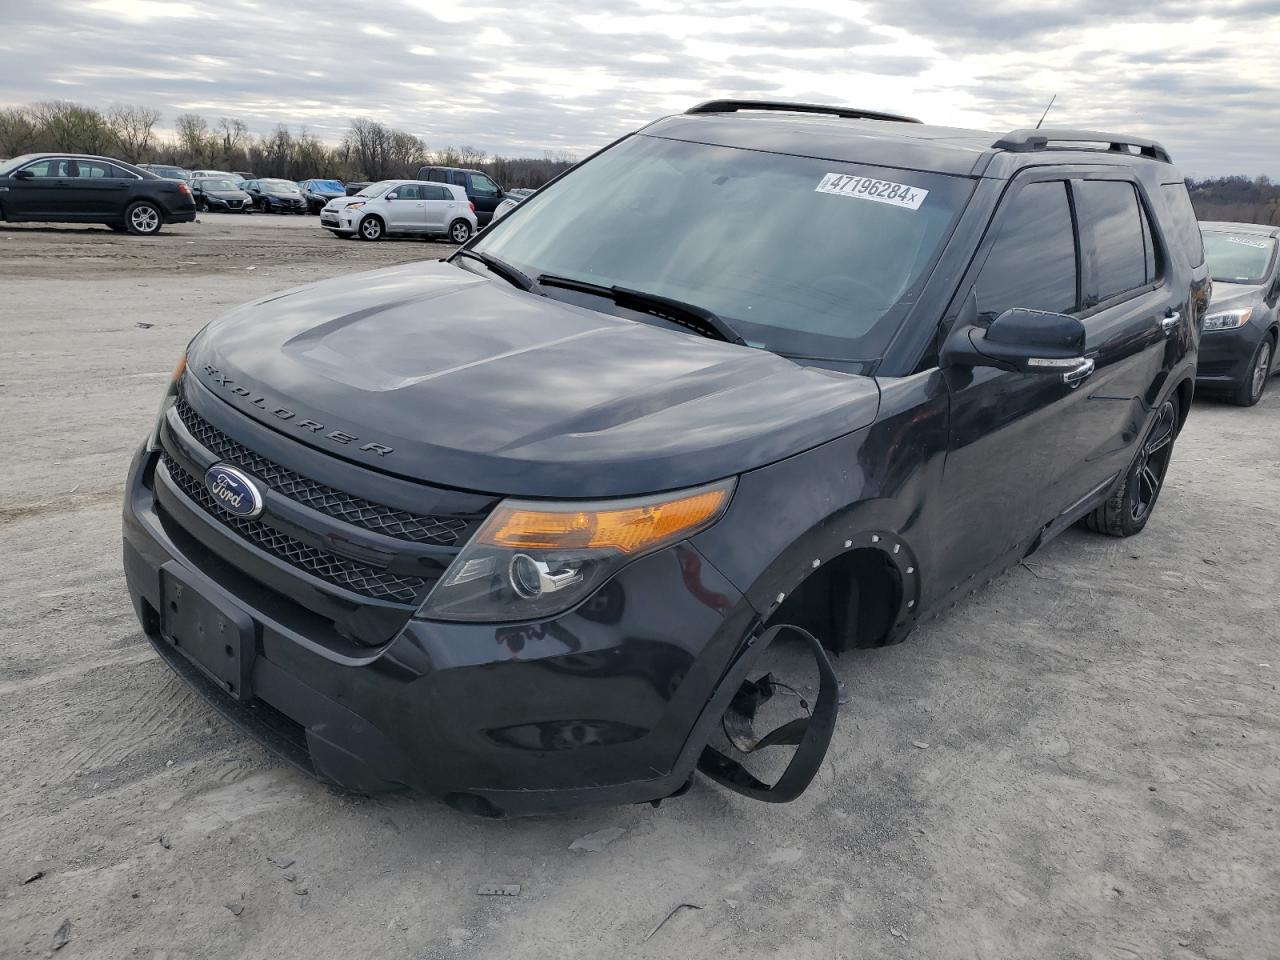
[
  {"left": 174, "top": 397, "right": 470, "bottom": 546},
  {"left": 161, "top": 454, "right": 427, "bottom": 604}
]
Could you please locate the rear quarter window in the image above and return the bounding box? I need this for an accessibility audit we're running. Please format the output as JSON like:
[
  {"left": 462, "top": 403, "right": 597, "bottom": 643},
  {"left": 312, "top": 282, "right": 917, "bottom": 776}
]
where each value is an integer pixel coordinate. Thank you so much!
[
  {"left": 1160, "top": 181, "right": 1205, "bottom": 267},
  {"left": 1075, "top": 180, "right": 1151, "bottom": 305}
]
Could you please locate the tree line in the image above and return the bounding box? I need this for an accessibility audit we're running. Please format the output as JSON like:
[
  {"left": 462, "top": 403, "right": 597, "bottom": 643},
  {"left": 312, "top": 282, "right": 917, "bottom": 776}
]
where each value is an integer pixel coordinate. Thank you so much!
[
  {"left": 0, "top": 100, "right": 577, "bottom": 188},
  {"left": 1186, "top": 175, "right": 1280, "bottom": 227}
]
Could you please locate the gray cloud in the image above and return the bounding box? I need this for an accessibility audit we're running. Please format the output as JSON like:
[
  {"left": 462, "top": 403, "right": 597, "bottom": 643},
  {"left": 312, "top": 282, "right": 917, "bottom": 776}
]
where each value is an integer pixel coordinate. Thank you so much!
[{"left": 0, "top": 0, "right": 1276, "bottom": 177}]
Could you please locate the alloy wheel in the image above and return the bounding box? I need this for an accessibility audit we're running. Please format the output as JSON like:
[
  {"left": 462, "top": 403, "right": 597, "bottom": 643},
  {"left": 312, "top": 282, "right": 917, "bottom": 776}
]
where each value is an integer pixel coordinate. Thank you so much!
[
  {"left": 130, "top": 205, "right": 160, "bottom": 233},
  {"left": 1251, "top": 340, "right": 1272, "bottom": 401},
  {"left": 451, "top": 221, "right": 471, "bottom": 243},
  {"left": 1129, "top": 400, "right": 1177, "bottom": 523}
]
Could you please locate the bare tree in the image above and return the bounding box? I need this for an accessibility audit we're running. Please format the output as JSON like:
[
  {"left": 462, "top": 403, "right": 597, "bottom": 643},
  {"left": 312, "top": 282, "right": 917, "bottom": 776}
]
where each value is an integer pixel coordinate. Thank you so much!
[
  {"left": 0, "top": 106, "right": 38, "bottom": 156},
  {"left": 31, "top": 101, "right": 114, "bottom": 154},
  {"left": 108, "top": 104, "right": 161, "bottom": 161},
  {"left": 217, "top": 117, "right": 249, "bottom": 155},
  {"left": 174, "top": 112, "right": 213, "bottom": 164}
]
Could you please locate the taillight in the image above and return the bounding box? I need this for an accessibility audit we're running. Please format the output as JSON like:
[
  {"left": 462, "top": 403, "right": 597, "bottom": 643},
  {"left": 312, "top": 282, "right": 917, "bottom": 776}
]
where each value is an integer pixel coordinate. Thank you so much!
[
  {"left": 469, "top": 201, "right": 476, "bottom": 213},
  {"left": 178, "top": 182, "right": 191, "bottom": 195}
]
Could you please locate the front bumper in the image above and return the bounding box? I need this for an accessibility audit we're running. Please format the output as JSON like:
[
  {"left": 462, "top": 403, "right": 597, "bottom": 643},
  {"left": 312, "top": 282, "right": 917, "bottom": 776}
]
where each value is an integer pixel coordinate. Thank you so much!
[
  {"left": 122, "top": 445, "right": 758, "bottom": 814},
  {"left": 1195, "top": 322, "right": 1265, "bottom": 387}
]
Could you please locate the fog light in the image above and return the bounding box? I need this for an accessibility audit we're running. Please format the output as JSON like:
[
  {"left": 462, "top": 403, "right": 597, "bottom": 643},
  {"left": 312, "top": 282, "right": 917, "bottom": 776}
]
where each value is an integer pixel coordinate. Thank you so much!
[{"left": 509, "top": 554, "right": 543, "bottom": 599}]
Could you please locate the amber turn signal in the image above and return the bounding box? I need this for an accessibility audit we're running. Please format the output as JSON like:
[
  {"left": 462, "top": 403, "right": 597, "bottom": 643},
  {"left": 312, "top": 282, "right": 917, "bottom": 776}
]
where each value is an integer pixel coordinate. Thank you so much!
[{"left": 482, "top": 482, "right": 732, "bottom": 555}]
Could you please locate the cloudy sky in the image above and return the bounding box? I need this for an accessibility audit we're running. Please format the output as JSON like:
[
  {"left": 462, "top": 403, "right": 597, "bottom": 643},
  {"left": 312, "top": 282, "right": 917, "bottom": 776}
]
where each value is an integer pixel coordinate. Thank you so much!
[{"left": 3, "top": 0, "right": 1278, "bottom": 177}]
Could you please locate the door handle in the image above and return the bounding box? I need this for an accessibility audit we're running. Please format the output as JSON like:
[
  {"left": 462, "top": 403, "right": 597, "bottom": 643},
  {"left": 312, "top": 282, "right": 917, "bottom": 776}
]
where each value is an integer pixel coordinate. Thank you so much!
[
  {"left": 1062, "top": 357, "right": 1095, "bottom": 387},
  {"left": 1161, "top": 312, "right": 1180, "bottom": 334}
]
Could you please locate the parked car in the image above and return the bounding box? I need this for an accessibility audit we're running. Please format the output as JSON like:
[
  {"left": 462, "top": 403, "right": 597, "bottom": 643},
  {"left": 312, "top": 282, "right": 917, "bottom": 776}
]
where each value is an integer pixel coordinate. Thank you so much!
[
  {"left": 0, "top": 152, "right": 196, "bottom": 235},
  {"left": 137, "top": 163, "right": 191, "bottom": 182},
  {"left": 320, "top": 180, "right": 476, "bottom": 241},
  {"left": 1195, "top": 221, "right": 1279, "bottom": 405},
  {"left": 415, "top": 165, "right": 506, "bottom": 225},
  {"left": 191, "top": 176, "right": 254, "bottom": 213},
  {"left": 189, "top": 169, "right": 237, "bottom": 181},
  {"left": 125, "top": 100, "right": 1206, "bottom": 815},
  {"left": 344, "top": 181, "right": 371, "bottom": 196},
  {"left": 490, "top": 196, "right": 520, "bottom": 223},
  {"left": 241, "top": 178, "right": 308, "bottom": 213},
  {"left": 232, "top": 171, "right": 256, "bottom": 181},
  {"left": 299, "top": 178, "right": 346, "bottom": 213},
  {"left": 506, "top": 188, "right": 534, "bottom": 200}
]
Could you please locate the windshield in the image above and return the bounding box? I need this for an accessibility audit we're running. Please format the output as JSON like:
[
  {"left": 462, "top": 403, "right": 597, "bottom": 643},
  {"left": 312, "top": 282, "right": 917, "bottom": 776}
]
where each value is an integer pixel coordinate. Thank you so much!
[
  {"left": 310, "top": 179, "right": 343, "bottom": 191},
  {"left": 261, "top": 179, "right": 299, "bottom": 192},
  {"left": 470, "top": 134, "right": 973, "bottom": 360},
  {"left": 0, "top": 154, "right": 38, "bottom": 176},
  {"left": 198, "top": 178, "right": 239, "bottom": 191},
  {"left": 356, "top": 181, "right": 394, "bottom": 198},
  {"left": 1203, "top": 232, "right": 1276, "bottom": 284}
]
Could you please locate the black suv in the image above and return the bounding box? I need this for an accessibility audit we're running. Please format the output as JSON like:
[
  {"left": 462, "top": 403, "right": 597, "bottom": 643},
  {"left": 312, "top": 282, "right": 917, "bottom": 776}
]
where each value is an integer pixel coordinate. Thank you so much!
[
  {"left": 0, "top": 153, "right": 196, "bottom": 235},
  {"left": 123, "top": 101, "right": 1207, "bottom": 814},
  {"left": 415, "top": 165, "right": 505, "bottom": 225},
  {"left": 1195, "top": 221, "right": 1279, "bottom": 405}
]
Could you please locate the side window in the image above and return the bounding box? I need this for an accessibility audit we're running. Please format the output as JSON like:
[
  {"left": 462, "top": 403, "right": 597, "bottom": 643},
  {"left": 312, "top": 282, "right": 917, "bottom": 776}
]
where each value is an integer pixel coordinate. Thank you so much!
[
  {"left": 20, "top": 159, "right": 55, "bottom": 177},
  {"left": 470, "top": 173, "right": 500, "bottom": 197},
  {"left": 1160, "top": 181, "right": 1205, "bottom": 267},
  {"left": 426, "top": 168, "right": 446, "bottom": 183},
  {"left": 1075, "top": 180, "right": 1149, "bottom": 305},
  {"left": 974, "top": 180, "right": 1078, "bottom": 319},
  {"left": 394, "top": 184, "right": 420, "bottom": 200},
  {"left": 424, "top": 185, "right": 449, "bottom": 201},
  {"left": 76, "top": 161, "right": 115, "bottom": 178}
]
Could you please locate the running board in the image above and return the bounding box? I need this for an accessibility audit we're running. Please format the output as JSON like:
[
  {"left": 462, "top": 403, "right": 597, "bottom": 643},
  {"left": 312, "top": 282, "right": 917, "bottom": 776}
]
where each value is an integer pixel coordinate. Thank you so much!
[{"left": 696, "top": 624, "right": 840, "bottom": 803}]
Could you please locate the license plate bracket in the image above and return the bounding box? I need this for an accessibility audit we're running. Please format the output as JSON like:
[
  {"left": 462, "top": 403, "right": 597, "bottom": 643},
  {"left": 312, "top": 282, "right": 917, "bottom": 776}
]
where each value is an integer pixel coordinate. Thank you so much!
[{"left": 160, "top": 564, "right": 256, "bottom": 700}]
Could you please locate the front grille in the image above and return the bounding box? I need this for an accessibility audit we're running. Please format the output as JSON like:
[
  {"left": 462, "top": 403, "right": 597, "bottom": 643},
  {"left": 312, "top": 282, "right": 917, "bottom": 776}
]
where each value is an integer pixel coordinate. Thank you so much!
[
  {"left": 161, "top": 454, "right": 427, "bottom": 604},
  {"left": 174, "top": 396, "right": 470, "bottom": 546}
]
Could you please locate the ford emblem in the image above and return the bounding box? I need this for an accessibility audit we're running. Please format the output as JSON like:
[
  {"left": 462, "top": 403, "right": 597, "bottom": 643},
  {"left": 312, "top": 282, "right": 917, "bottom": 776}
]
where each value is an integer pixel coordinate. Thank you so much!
[{"left": 204, "top": 464, "right": 264, "bottom": 519}]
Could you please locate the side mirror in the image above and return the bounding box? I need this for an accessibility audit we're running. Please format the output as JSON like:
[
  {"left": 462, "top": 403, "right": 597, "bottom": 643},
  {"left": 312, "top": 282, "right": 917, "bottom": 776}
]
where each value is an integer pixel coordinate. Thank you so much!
[
  {"left": 386, "top": 192, "right": 399, "bottom": 199},
  {"left": 13, "top": 168, "right": 34, "bottom": 180},
  {"left": 943, "top": 307, "right": 1093, "bottom": 384}
]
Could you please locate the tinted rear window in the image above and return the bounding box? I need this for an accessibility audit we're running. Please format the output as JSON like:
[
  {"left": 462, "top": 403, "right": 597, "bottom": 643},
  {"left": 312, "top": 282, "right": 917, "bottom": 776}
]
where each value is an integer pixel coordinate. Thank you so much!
[
  {"left": 1161, "top": 182, "right": 1204, "bottom": 266},
  {"left": 1075, "top": 180, "right": 1151, "bottom": 304}
]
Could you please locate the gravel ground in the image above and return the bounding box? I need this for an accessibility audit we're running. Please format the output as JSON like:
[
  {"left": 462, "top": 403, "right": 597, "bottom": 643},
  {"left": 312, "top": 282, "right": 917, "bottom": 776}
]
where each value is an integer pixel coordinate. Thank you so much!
[{"left": 2, "top": 214, "right": 1278, "bottom": 960}]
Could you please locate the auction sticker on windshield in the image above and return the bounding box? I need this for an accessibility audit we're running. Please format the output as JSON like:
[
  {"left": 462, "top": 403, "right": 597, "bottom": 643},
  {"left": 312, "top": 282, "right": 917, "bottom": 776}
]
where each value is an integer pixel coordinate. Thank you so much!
[
  {"left": 815, "top": 173, "right": 928, "bottom": 210},
  {"left": 1224, "top": 236, "right": 1269, "bottom": 248}
]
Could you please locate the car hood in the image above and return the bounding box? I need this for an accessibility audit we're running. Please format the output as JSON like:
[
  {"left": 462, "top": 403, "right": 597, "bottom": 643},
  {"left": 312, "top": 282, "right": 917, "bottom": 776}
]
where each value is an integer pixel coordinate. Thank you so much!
[
  {"left": 187, "top": 260, "right": 881, "bottom": 499},
  {"left": 1208, "top": 281, "right": 1264, "bottom": 313},
  {"left": 205, "top": 190, "right": 250, "bottom": 200}
]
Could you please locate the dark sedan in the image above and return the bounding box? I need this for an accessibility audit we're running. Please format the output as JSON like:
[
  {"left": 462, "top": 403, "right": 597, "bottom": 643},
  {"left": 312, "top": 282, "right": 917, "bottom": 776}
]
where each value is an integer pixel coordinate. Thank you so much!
[
  {"left": 192, "top": 177, "right": 253, "bottom": 213},
  {"left": 242, "top": 178, "right": 308, "bottom": 214},
  {"left": 1196, "top": 221, "right": 1280, "bottom": 406},
  {"left": 0, "top": 153, "right": 196, "bottom": 235},
  {"left": 299, "top": 178, "right": 346, "bottom": 213}
]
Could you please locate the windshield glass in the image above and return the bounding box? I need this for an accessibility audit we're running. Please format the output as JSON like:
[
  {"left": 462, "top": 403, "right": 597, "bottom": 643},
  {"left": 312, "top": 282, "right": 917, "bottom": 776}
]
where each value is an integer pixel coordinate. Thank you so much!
[
  {"left": 356, "top": 181, "right": 394, "bottom": 198},
  {"left": 1203, "top": 232, "right": 1276, "bottom": 284},
  {"left": 470, "top": 134, "right": 973, "bottom": 360},
  {"left": 198, "top": 178, "right": 239, "bottom": 191},
  {"left": 310, "top": 179, "right": 343, "bottom": 191},
  {"left": 261, "top": 179, "right": 299, "bottom": 192}
]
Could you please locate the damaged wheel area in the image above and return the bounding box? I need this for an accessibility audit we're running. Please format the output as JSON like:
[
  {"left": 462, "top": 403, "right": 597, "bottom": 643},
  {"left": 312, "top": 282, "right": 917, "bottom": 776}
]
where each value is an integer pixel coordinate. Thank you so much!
[{"left": 695, "top": 544, "right": 911, "bottom": 803}]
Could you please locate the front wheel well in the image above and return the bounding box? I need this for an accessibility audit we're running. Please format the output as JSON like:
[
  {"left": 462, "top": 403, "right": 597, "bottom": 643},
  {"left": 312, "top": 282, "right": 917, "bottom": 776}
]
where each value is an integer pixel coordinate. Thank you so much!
[{"left": 765, "top": 547, "right": 904, "bottom": 654}]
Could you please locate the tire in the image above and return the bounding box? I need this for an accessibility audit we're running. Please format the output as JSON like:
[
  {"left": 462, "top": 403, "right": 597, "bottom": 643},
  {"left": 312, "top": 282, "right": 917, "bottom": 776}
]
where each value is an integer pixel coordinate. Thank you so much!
[
  {"left": 358, "top": 216, "right": 385, "bottom": 241},
  {"left": 1081, "top": 394, "right": 1179, "bottom": 537},
  {"left": 124, "top": 201, "right": 163, "bottom": 236},
  {"left": 1229, "top": 334, "right": 1274, "bottom": 407},
  {"left": 448, "top": 219, "right": 473, "bottom": 244}
]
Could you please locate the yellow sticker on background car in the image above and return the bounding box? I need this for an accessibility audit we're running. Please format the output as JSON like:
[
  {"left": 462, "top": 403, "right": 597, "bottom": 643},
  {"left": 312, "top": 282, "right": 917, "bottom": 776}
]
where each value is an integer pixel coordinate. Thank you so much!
[{"left": 815, "top": 173, "right": 928, "bottom": 210}]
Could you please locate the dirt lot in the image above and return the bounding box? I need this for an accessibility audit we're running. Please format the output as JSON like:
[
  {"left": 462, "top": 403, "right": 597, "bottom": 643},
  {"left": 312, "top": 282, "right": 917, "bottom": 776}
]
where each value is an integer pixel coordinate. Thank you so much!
[{"left": 2, "top": 213, "right": 1278, "bottom": 960}]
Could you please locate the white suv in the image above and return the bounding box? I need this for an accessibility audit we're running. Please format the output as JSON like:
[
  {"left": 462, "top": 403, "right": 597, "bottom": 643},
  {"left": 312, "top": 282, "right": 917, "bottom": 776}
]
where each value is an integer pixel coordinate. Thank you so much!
[{"left": 320, "top": 180, "right": 477, "bottom": 243}]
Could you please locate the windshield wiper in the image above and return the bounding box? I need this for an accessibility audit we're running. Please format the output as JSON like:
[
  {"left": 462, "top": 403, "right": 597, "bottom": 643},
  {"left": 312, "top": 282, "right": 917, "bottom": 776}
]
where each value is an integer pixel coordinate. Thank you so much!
[
  {"left": 455, "top": 249, "right": 539, "bottom": 292},
  {"left": 538, "top": 273, "right": 746, "bottom": 346}
]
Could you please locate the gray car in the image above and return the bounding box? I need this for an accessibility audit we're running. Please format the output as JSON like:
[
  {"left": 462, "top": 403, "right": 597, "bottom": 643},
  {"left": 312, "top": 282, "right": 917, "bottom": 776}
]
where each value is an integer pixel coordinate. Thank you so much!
[{"left": 1196, "top": 221, "right": 1280, "bottom": 405}]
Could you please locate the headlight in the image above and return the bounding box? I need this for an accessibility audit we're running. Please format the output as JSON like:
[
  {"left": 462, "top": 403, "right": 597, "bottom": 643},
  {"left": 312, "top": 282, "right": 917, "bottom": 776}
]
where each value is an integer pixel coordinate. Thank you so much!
[
  {"left": 146, "top": 354, "right": 187, "bottom": 451},
  {"left": 345, "top": 201, "right": 365, "bottom": 210},
  {"left": 1203, "top": 307, "right": 1252, "bottom": 331},
  {"left": 417, "top": 479, "right": 735, "bottom": 622}
]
